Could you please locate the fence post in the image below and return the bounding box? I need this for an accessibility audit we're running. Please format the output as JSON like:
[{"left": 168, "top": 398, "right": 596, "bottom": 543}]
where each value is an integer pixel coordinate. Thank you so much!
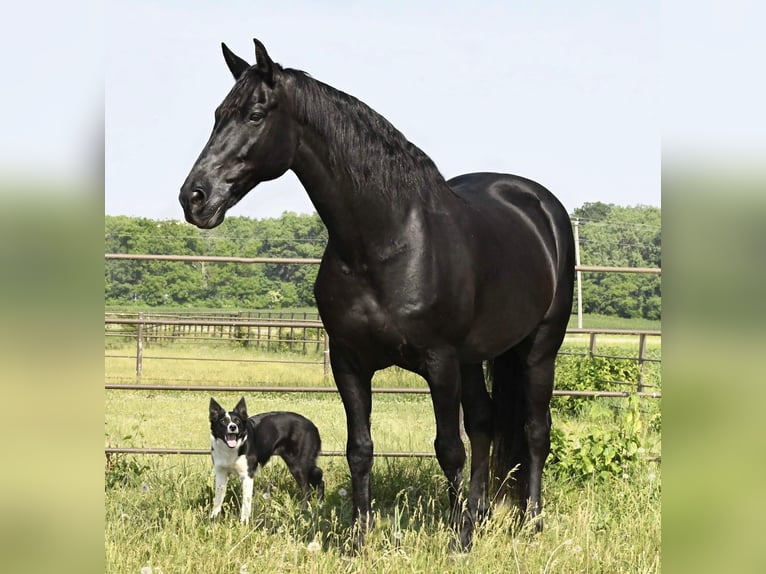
[
  {"left": 574, "top": 218, "right": 583, "bottom": 328},
  {"left": 136, "top": 312, "right": 144, "bottom": 379},
  {"left": 589, "top": 332, "right": 597, "bottom": 357},
  {"left": 637, "top": 333, "right": 647, "bottom": 392},
  {"left": 323, "top": 330, "right": 330, "bottom": 377}
]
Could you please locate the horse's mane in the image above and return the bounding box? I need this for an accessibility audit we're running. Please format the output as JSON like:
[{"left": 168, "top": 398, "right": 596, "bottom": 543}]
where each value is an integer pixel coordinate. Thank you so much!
[{"left": 280, "top": 67, "right": 449, "bottom": 204}]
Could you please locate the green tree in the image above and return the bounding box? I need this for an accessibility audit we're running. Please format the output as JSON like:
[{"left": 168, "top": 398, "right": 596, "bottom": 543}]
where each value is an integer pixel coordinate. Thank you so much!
[
  {"left": 573, "top": 203, "right": 661, "bottom": 319},
  {"left": 106, "top": 205, "right": 660, "bottom": 319}
]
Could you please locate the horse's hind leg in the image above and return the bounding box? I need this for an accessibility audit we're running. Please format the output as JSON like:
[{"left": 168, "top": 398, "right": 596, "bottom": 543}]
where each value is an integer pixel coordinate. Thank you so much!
[
  {"left": 423, "top": 348, "right": 467, "bottom": 549},
  {"left": 520, "top": 355, "right": 555, "bottom": 531},
  {"left": 459, "top": 362, "right": 493, "bottom": 549}
]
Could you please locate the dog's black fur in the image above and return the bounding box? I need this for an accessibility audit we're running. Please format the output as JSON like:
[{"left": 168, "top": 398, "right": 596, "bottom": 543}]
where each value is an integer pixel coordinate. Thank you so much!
[{"left": 209, "top": 396, "right": 324, "bottom": 522}]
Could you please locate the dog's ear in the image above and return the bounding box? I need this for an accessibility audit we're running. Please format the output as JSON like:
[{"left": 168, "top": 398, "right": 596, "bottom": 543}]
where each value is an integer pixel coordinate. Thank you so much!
[
  {"left": 209, "top": 397, "right": 225, "bottom": 422},
  {"left": 234, "top": 396, "right": 248, "bottom": 419}
]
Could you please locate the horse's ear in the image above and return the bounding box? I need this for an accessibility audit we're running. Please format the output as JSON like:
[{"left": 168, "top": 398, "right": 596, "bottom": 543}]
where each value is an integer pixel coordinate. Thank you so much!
[
  {"left": 253, "top": 38, "right": 274, "bottom": 86},
  {"left": 221, "top": 42, "right": 250, "bottom": 80}
]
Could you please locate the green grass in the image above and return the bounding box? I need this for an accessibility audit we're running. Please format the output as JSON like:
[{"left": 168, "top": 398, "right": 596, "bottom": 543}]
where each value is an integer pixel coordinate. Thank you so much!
[
  {"left": 105, "top": 327, "right": 661, "bottom": 572},
  {"left": 106, "top": 453, "right": 660, "bottom": 573},
  {"left": 106, "top": 389, "right": 660, "bottom": 573}
]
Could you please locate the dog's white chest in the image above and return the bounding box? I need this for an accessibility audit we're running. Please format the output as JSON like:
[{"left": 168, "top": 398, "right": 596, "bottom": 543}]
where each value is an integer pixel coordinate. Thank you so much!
[{"left": 211, "top": 436, "right": 248, "bottom": 476}]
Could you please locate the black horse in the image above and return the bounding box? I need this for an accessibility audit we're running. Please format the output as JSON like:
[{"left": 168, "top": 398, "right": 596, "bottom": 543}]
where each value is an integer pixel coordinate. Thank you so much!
[{"left": 180, "top": 39, "right": 574, "bottom": 551}]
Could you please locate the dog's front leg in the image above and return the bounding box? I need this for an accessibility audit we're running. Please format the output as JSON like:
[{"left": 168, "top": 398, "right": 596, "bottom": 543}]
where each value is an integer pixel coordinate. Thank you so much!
[
  {"left": 210, "top": 469, "right": 228, "bottom": 519},
  {"left": 239, "top": 474, "right": 254, "bottom": 524}
]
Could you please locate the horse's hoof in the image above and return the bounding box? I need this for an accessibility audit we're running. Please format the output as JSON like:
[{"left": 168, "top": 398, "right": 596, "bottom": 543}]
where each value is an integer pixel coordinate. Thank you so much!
[
  {"left": 341, "top": 532, "right": 366, "bottom": 557},
  {"left": 449, "top": 534, "right": 473, "bottom": 554},
  {"left": 449, "top": 523, "right": 474, "bottom": 554}
]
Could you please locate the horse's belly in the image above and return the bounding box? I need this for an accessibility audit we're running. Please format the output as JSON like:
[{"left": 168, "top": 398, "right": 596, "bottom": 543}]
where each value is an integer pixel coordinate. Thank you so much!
[
  {"left": 457, "top": 286, "right": 553, "bottom": 361},
  {"left": 459, "top": 323, "right": 532, "bottom": 362}
]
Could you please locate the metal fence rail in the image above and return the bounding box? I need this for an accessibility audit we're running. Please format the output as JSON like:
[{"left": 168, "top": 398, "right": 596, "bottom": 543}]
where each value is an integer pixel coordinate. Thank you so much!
[
  {"left": 105, "top": 319, "right": 661, "bottom": 457},
  {"left": 105, "top": 447, "right": 435, "bottom": 458},
  {"left": 105, "top": 314, "right": 660, "bottom": 391},
  {"left": 104, "top": 382, "right": 661, "bottom": 399},
  {"left": 105, "top": 252, "right": 662, "bottom": 275},
  {"left": 105, "top": 254, "right": 661, "bottom": 461}
]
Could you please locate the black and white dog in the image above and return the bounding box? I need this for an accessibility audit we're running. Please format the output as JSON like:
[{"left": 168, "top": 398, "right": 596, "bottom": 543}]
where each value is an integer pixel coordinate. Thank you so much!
[{"left": 209, "top": 396, "right": 325, "bottom": 523}]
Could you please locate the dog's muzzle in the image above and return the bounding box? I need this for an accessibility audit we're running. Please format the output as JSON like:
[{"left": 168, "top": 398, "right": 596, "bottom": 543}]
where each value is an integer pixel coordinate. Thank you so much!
[{"left": 225, "top": 423, "right": 239, "bottom": 448}]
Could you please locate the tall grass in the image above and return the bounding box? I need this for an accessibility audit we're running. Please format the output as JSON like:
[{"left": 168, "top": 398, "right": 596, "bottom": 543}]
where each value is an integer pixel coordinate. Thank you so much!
[
  {"left": 105, "top": 323, "right": 661, "bottom": 572},
  {"left": 106, "top": 391, "right": 660, "bottom": 573},
  {"left": 105, "top": 452, "right": 660, "bottom": 573}
]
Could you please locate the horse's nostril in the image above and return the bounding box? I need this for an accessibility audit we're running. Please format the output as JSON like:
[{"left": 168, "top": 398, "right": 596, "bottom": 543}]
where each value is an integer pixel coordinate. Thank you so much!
[{"left": 191, "top": 188, "right": 206, "bottom": 206}]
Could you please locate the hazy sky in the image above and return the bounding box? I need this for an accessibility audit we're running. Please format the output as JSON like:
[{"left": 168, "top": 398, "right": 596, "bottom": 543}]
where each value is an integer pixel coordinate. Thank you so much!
[{"left": 105, "top": 1, "right": 659, "bottom": 221}]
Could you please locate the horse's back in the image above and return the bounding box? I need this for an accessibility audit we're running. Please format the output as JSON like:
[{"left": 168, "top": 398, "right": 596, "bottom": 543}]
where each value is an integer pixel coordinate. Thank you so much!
[
  {"left": 447, "top": 172, "right": 574, "bottom": 275},
  {"left": 448, "top": 172, "right": 572, "bottom": 275},
  {"left": 449, "top": 172, "right": 568, "bottom": 227}
]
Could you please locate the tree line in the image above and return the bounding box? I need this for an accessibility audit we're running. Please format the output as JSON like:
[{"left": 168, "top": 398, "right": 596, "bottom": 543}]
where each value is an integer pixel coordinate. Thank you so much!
[
  {"left": 105, "top": 203, "right": 660, "bottom": 319},
  {"left": 573, "top": 202, "right": 661, "bottom": 320}
]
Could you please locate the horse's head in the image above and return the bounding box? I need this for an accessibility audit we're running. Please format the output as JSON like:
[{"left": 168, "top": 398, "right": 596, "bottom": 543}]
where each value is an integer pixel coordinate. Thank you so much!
[{"left": 179, "top": 39, "right": 298, "bottom": 228}]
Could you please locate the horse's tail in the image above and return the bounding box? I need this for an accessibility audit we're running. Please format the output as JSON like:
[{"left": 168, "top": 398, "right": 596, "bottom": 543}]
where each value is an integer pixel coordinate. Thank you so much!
[{"left": 487, "top": 350, "right": 529, "bottom": 504}]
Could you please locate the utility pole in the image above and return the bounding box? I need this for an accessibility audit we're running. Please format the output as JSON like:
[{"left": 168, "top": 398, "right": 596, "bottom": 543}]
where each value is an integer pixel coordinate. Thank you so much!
[{"left": 574, "top": 218, "right": 583, "bottom": 328}]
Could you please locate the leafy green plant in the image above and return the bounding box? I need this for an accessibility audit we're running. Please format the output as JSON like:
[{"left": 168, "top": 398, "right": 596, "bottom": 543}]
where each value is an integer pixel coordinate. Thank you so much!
[
  {"left": 105, "top": 452, "right": 150, "bottom": 489},
  {"left": 553, "top": 352, "right": 642, "bottom": 417},
  {"left": 549, "top": 397, "right": 646, "bottom": 483},
  {"left": 105, "top": 416, "right": 150, "bottom": 489}
]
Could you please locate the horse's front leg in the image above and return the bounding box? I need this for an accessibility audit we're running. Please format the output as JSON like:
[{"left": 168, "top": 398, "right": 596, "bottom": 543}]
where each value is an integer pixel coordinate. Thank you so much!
[
  {"left": 424, "top": 348, "right": 467, "bottom": 550},
  {"left": 330, "top": 343, "right": 374, "bottom": 549}
]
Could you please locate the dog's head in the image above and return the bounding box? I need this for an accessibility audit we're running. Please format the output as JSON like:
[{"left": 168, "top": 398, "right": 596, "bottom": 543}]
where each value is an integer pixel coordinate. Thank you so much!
[{"left": 209, "top": 396, "right": 248, "bottom": 449}]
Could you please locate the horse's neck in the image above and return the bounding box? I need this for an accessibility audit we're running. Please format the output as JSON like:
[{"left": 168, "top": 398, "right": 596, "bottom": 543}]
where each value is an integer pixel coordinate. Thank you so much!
[
  {"left": 291, "top": 111, "right": 447, "bottom": 266},
  {"left": 291, "top": 140, "right": 398, "bottom": 263}
]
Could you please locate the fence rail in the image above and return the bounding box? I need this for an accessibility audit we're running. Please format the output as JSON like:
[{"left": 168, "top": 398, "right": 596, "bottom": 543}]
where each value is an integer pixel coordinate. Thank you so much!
[
  {"left": 105, "top": 253, "right": 662, "bottom": 275},
  {"left": 104, "top": 382, "right": 661, "bottom": 399},
  {"left": 105, "top": 254, "right": 661, "bottom": 460},
  {"left": 104, "top": 447, "right": 435, "bottom": 458},
  {"left": 105, "top": 313, "right": 660, "bottom": 393}
]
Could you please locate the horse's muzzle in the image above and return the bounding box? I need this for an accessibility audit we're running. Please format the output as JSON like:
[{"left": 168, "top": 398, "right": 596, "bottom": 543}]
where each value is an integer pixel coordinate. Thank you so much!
[{"left": 179, "top": 181, "right": 221, "bottom": 228}]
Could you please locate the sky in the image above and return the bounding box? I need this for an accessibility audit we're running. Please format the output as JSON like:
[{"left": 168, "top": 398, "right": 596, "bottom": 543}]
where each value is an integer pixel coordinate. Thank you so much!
[{"left": 105, "top": 1, "right": 660, "bottom": 221}]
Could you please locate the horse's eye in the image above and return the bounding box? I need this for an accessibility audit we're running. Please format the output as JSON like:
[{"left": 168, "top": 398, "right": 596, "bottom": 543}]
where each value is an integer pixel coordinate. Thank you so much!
[{"left": 248, "top": 111, "right": 266, "bottom": 123}]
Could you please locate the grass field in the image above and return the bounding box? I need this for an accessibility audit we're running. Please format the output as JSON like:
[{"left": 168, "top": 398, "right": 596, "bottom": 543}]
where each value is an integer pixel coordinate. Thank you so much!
[
  {"left": 105, "top": 310, "right": 660, "bottom": 572},
  {"left": 106, "top": 337, "right": 660, "bottom": 572},
  {"left": 105, "top": 391, "right": 660, "bottom": 573}
]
